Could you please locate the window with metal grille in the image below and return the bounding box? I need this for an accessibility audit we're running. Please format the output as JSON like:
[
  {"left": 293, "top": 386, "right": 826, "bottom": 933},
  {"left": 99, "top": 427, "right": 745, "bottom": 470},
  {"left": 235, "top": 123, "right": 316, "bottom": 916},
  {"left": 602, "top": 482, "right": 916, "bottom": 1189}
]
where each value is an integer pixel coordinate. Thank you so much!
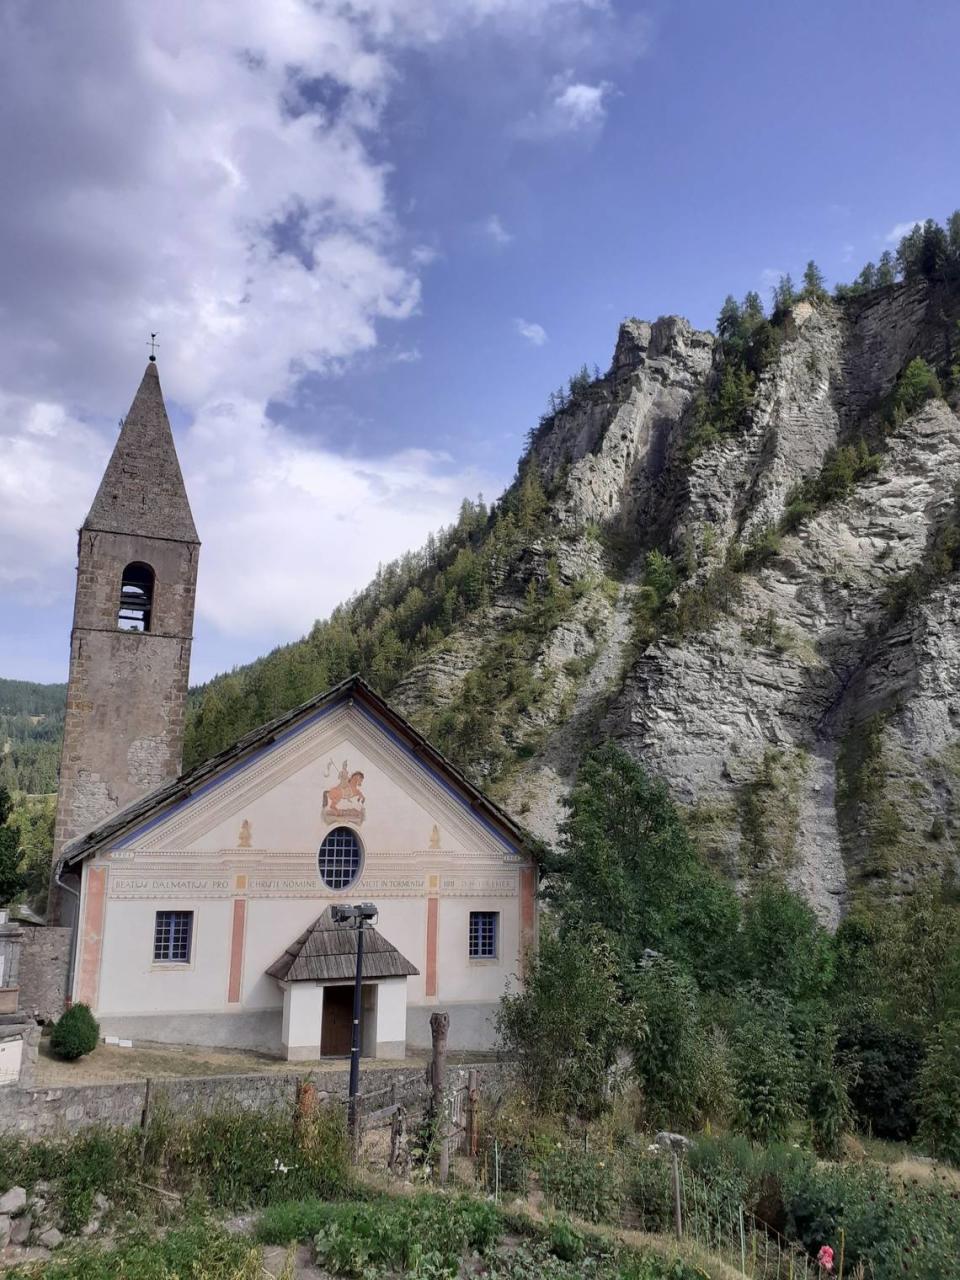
[
  {"left": 469, "top": 911, "right": 499, "bottom": 959},
  {"left": 153, "top": 910, "right": 193, "bottom": 963},
  {"left": 318, "top": 826, "right": 362, "bottom": 890}
]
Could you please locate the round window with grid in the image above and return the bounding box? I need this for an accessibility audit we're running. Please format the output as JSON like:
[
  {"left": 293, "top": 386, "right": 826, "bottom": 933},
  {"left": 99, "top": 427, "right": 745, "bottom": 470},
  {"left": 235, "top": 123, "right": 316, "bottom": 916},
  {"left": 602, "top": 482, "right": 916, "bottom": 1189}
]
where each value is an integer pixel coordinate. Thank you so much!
[{"left": 318, "top": 826, "right": 363, "bottom": 890}]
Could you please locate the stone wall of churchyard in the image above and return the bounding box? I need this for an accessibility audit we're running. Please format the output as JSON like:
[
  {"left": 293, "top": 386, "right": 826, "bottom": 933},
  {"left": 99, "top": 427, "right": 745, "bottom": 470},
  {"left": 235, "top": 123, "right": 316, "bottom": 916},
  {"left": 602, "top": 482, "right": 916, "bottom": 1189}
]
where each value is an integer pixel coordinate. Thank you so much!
[
  {"left": 16, "top": 928, "right": 71, "bottom": 1024},
  {"left": 0, "top": 1062, "right": 503, "bottom": 1140}
]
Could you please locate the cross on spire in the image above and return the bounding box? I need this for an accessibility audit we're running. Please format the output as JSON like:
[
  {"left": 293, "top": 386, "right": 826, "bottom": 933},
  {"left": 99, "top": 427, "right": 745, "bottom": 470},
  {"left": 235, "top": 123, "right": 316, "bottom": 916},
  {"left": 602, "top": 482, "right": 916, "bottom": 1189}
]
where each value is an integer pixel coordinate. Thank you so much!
[{"left": 147, "top": 332, "right": 159, "bottom": 362}]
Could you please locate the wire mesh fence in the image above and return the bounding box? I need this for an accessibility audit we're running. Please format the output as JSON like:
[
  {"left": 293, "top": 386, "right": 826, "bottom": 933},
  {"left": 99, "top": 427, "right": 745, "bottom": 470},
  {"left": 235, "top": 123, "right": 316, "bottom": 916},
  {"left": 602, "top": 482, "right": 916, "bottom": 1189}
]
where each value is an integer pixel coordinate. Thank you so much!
[{"left": 473, "top": 1135, "right": 823, "bottom": 1280}]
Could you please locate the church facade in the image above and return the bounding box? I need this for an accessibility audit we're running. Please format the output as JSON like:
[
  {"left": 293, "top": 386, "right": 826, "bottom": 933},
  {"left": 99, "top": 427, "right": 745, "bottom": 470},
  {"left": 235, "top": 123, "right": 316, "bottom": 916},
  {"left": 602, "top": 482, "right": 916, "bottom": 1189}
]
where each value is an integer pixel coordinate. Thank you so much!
[{"left": 52, "top": 361, "right": 536, "bottom": 1057}]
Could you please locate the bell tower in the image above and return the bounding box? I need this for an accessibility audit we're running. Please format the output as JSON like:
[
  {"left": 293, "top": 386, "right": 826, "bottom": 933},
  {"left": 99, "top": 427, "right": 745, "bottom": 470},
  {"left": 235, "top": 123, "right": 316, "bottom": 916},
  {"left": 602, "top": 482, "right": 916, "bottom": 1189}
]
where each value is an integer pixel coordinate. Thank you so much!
[{"left": 50, "top": 357, "right": 200, "bottom": 921}]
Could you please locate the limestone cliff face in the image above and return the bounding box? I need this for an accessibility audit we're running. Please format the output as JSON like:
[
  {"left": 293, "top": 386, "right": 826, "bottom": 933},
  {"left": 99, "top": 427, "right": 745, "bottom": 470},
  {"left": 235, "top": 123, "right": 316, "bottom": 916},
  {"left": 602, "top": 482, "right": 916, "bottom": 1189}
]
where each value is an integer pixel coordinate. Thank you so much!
[{"left": 394, "top": 281, "right": 960, "bottom": 922}]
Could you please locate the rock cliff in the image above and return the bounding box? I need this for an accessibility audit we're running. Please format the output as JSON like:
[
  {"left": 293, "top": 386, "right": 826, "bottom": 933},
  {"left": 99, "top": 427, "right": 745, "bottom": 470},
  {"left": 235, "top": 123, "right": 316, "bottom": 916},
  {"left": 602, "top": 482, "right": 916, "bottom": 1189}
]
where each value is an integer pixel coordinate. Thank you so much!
[{"left": 393, "top": 280, "right": 960, "bottom": 922}]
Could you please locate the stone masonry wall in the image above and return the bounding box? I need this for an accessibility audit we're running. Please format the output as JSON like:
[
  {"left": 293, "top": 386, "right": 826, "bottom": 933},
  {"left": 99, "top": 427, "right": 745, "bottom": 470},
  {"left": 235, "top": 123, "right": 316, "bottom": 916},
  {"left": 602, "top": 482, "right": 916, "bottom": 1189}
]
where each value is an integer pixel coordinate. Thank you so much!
[
  {"left": 16, "top": 929, "right": 71, "bottom": 1024},
  {"left": 0, "top": 1062, "right": 503, "bottom": 1139}
]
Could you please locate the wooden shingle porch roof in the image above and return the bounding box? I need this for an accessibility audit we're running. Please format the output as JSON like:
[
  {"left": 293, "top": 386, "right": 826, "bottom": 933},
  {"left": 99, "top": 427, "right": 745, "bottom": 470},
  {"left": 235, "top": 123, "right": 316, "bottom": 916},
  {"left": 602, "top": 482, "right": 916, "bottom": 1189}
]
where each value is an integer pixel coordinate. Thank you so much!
[{"left": 266, "top": 908, "right": 419, "bottom": 984}]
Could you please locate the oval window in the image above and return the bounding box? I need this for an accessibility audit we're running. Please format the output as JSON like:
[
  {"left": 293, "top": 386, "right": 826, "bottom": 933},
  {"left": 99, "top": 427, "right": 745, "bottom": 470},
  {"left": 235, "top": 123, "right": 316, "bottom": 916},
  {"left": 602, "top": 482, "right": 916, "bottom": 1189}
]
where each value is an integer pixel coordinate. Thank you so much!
[{"left": 318, "top": 826, "right": 363, "bottom": 890}]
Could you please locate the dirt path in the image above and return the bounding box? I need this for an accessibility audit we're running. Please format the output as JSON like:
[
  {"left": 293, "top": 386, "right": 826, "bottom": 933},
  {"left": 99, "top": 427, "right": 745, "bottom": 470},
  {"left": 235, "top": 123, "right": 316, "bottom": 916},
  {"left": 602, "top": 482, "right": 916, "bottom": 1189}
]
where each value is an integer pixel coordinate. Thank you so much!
[{"left": 33, "top": 1038, "right": 409, "bottom": 1086}]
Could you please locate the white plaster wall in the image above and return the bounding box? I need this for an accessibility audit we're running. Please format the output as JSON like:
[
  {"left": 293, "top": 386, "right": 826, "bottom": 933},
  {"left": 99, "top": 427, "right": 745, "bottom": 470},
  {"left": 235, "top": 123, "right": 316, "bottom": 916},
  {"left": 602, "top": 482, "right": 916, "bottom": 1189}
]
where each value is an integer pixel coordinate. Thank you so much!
[
  {"left": 435, "top": 897, "right": 520, "bottom": 1002},
  {"left": 376, "top": 978, "right": 407, "bottom": 1050},
  {"left": 96, "top": 895, "right": 233, "bottom": 1014},
  {"left": 0, "top": 1037, "right": 23, "bottom": 1085},
  {"left": 282, "top": 982, "right": 323, "bottom": 1052}
]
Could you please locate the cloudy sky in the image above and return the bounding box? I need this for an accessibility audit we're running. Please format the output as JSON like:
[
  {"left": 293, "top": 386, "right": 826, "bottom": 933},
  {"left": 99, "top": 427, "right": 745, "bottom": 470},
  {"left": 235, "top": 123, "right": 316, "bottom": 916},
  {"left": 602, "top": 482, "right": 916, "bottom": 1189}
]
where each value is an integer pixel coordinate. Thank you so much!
[{"left": 2, "top": 1, "right": 958, "bottom": 683}]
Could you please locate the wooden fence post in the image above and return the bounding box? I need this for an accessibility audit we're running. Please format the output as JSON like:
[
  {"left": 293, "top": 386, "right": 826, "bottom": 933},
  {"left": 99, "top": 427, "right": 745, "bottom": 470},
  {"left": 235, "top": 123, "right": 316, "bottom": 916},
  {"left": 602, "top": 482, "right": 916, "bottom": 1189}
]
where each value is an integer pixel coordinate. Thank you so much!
[
  {"left": 670, "top": 1146, "right": 683, "bottom": 1240},
  {"left": 429, "top": 1011, "right": 449, "bottom": 1185},
  {"left": 139, "top": 1078, "right": 152, "bottom": 1166},
  {"left": 467, "top": 1069, "right": 479, "bottom": 1158}
]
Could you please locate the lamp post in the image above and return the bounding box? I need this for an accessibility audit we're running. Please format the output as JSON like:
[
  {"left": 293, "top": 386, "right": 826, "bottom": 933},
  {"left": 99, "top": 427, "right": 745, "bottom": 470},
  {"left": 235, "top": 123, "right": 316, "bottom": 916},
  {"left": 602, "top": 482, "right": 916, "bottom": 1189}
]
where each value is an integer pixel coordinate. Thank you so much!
[{"left": 331, "top": 902, "right": 378, "bottom": 1140}]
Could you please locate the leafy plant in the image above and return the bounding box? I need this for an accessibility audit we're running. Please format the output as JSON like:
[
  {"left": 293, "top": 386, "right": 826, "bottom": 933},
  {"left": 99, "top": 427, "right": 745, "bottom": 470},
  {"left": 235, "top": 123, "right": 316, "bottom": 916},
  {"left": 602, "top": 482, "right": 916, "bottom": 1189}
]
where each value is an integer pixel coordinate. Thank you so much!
[
  {"left": 538, "top": 1143, "right": 624, "bottom": 1223},
  {"left": 918, "top": 1016, "right": 960, "bottom": 1164},
  {"left": 4, "top": 1218, "right": 264, "bottom": 1280},
  {"left": 496, "top": 923, "right": 630, "bottom": 1118}
]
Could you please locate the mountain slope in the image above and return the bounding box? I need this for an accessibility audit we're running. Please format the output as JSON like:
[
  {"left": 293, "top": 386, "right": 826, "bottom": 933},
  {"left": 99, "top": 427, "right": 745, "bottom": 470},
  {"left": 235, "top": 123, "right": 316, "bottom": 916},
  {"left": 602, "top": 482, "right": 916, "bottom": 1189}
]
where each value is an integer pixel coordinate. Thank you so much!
[{"left": 9, "top": 232, "right": 960, "bottom": 921}]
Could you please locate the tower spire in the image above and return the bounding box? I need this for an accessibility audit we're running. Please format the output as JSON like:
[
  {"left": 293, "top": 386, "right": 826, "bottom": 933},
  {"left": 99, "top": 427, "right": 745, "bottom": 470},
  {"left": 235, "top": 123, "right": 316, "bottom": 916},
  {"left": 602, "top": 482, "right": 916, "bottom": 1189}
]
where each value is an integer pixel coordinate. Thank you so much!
[{"left": 84, "top": 360, "right": 198, "bottom": 543}]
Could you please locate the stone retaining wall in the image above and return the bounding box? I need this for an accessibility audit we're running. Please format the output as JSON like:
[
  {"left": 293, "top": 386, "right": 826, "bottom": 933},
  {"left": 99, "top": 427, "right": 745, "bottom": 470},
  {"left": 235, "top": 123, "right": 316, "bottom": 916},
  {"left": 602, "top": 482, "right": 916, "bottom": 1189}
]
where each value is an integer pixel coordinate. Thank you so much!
[
  {"left": 17, "top": 928, "right": 72, "bottom": 1024},
  {"left": 0, "top": 1061, "right": 502, "bottom": 1140}
]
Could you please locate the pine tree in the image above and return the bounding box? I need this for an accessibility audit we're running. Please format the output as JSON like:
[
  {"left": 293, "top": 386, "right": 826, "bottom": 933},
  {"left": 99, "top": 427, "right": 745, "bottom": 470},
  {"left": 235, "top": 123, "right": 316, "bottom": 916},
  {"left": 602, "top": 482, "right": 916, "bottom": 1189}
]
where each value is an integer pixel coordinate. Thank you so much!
[
  {"left": 876, "top": 250, "right": 896, "bottom": 287},
  {"left": 802, "top": 260, "right": 828, "bottom": 302},
  {"left": 772, "top": 273, "right": 797, "bottom": 315}
]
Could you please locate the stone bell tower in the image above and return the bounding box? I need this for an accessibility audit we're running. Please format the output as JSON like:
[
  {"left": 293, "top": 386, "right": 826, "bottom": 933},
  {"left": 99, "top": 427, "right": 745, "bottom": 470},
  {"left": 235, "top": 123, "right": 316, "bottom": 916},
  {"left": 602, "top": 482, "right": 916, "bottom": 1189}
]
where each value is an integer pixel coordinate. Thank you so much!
[{"left": 50, "top": 357, "right": 200, "bottom": 921}]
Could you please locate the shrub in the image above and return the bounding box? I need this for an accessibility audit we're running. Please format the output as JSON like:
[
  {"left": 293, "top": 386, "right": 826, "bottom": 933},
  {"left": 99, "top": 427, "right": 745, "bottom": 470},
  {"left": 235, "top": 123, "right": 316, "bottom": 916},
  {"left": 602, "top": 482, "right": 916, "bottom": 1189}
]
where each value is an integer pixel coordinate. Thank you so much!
[
  {"left": 918, "top": 1016, "right": 960, "bottom": 1164},
  {"left": 496, "top": 923, "right": 629, "bottom": 1118},
  {"left": 887, "top": 356, "right": 942, "bottom": 427},
  {"left": 740, "top": 883, "right": 833, "bottom": 1002},
  {"left": 144, "top": 1101, "right": 350, "bottom": 1207},
  {"left": 538, "top": 1144, "right": 625, "bottom": 1223},
  {"left": 49, "top": 1003, "right": 100, "bottom": 1060},
  {"left": 308, "top": 1194, "right": 502, "bottom": 1277},
  {"left": 730, "top": 1012, "right": 803, "bottom": 1143},
  {"left": 629, "top": 962, "right": 706, "bottom": 1130},
  {"left": 4, "top": 1218, "right": 262, "bottom": 1280},
  {"left": 837, "top": 1021, "right": 924, "bottom": 1140},
  {"left": 805, "top": 1036, "right": 854, "bottom": 1158}
]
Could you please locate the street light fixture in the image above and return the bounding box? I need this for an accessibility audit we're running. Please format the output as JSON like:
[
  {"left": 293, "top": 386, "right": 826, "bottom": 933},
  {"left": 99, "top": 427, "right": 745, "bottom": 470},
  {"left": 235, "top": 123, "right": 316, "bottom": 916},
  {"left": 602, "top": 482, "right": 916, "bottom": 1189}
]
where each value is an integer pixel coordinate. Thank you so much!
[{"left": 332, "top": 902, "right": 378, "bottom": 1137}]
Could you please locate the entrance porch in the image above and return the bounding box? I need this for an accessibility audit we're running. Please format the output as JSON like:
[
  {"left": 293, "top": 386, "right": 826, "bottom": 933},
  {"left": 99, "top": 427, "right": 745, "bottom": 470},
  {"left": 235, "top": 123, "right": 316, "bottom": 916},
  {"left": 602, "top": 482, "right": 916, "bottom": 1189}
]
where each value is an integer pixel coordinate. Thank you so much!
[{"left": 268, "top": 908, "right": 418, "bottom": 1063}]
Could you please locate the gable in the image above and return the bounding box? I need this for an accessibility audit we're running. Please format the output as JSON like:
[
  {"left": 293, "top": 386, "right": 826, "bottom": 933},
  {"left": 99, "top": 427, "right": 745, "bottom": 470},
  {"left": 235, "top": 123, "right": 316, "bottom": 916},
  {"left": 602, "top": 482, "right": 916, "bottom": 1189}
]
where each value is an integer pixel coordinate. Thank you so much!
[{"left": 108, "top": 697, "right": 523, "bottom": 865}]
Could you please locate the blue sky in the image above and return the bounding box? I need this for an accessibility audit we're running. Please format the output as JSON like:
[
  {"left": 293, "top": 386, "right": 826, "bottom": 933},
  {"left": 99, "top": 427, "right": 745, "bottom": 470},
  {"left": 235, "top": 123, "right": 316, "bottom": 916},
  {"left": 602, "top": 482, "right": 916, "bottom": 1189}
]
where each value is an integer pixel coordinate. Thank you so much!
[{"left": 1, "top": 0, "right": 958, "bottom": 684}]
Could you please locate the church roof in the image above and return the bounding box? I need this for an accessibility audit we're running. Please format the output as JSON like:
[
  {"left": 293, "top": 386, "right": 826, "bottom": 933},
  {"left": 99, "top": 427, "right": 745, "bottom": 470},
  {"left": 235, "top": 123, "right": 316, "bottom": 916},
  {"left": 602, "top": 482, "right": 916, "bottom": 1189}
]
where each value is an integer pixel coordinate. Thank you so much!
[
  {"left": 266, "top": 908, "right": 419, "bottom": 983},
  {"left": 84, "top": 360, "right": 199, "bottom": 543},
  {"left": 59, "top": 674, "right": 538, "bottom": 869}
]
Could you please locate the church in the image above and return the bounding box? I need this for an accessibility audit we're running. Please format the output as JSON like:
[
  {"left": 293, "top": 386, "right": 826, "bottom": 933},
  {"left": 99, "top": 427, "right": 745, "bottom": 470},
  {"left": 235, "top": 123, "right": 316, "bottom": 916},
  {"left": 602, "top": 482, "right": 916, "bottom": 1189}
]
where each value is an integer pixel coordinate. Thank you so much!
[{"left": 49, "top": 358, "right": 537, "bottom": 1059}]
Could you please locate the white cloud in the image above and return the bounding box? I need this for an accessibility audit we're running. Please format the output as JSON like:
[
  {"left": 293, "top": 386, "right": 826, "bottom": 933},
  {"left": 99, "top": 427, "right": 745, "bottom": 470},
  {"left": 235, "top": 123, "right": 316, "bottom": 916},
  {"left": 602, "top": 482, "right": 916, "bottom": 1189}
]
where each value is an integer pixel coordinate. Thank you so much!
[
  {"left": 515, "top": 72, "right": 613, "bottom": 139},
  {"left": 885, "top": 219, "right": 922, "bottom": 244},
  {"left": 514, "top": 318, "right": 548, "bottom": 346},
  {"left": 0, "top": 387, "right": 496, "bottom": 667},
  {"left": 483, "top": 214, "right": 514, "bottom": 246},
  {"left": 2, "top": 0, "right": 616, "bottom": 674},
  {"left": 840, "top": 242, "right": 855, "bottom": 264}
]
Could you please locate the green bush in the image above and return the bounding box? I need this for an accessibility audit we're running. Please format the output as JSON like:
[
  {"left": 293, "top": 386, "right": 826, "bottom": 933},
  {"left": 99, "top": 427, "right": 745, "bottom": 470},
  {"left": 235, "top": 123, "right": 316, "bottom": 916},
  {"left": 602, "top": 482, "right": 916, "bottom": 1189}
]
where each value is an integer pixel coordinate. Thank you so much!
[
  {"left": 5, "top": 1218, "right": 262, "bottom": 1280},
  {"left": 538, "top": 1144, "right": 624, "bottom": 1223},
  {"left": 625, "top": 1152, "right": 676, "bottom": 1232},
  {"left": 730, "top": 1012, "right": 803, "bottom": 1143},
  {"left": 143, "top": 1101, "right": 350, "bottom": 1207},
  {"left": 49, "top": 1002, "right": 99, "bottom": 1060},
  {"left": 837, "top": 1021, "right": 924, "bottom": 1140},
  {"left": 887, "top": 356, "right": 942, "bottom": 427},
  {"left": 918, "top": 1016, "right": 960, "bottom": 1164},
  {"left": 496, "top": 923, "right": 630, "bottom": 1118},
  {"left": 307, "top": 1194, "right": 502, "bottom": 1277}
]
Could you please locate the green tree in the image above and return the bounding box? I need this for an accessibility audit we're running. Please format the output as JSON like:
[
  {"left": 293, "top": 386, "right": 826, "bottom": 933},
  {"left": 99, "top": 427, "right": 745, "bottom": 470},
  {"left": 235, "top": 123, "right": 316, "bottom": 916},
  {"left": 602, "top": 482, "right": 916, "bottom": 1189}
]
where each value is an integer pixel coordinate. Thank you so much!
[
  {"left": 496, "top": 924, "right": 630, "bottom": 1117},
  {"left": 630, "top": 960, "right": 709, "bottom": 1128},
  {"left": 801, "top": 260, "right": 828, "bottom": 302},
  {"left": 731, "top": 1008, "right": 803, "bottom": 1142},
  {"left": 0, "top": 786, "right": 26, "bottom": 905},
  {"left": 772, "top": 273, "right": 797, "bottom": 316},
  {"left": 918, "top": 1016, "right": 960, "bottom": 1164},
  {"left": 876, "top": 250, "right": 897, "bottom": 287},
  {"left": 547, "top": 746, "right": 741, "bottom": 988},
  {"left": 740, "top": 881, "right": 833, "bottom": 1001},
  {"left": 889, "top": 357, "right": 941, "bottom": 425}
]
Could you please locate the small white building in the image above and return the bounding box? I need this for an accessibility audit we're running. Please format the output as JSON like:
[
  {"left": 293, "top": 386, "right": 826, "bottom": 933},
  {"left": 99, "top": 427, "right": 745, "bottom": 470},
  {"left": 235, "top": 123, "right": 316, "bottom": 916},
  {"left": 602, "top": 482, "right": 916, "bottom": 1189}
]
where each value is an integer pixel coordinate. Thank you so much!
[{"left": 58, "top": 676, "right": 537, "bottom": 1059}]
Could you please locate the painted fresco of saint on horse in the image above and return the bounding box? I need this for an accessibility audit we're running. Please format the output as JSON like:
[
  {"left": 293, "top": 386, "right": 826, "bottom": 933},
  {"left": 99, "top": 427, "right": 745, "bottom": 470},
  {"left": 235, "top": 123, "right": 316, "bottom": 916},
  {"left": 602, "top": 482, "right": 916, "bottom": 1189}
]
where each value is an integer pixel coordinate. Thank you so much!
[{"left": 322, "top": 758, "right": 366, "bottom": 823}]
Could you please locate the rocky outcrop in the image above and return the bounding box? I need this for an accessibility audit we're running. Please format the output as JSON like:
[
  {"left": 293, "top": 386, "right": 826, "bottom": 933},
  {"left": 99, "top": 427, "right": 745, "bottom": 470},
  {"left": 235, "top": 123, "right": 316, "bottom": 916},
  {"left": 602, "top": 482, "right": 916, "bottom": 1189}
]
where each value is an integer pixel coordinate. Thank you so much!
[{"left": 396, "top": 282, "right": 960, "bottom": 922}]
